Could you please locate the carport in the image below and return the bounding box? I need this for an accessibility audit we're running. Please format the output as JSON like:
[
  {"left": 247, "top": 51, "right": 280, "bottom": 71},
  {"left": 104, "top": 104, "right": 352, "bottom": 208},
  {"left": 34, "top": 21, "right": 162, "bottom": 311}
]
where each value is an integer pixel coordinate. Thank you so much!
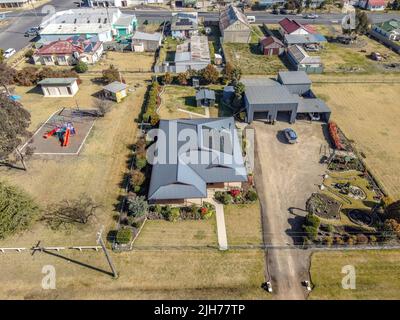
[{"left": 297, "top": 98, "right": 331, "bottom": 122}]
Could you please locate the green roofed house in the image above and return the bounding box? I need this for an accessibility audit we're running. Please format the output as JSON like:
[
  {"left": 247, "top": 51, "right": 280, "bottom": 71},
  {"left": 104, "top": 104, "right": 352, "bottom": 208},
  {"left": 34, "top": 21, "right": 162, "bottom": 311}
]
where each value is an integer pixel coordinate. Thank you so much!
[
  {"left": 148, "top": 117, "right": 248, "bottom": 204},
  {"left": 38, "top": 78, "right": 79, "bottom": 97},
  {"left": 371, "top": 19, "right": 400, "bottom": 42},
  {"left": 370, "top": 19, "right": 400, "bottom": 54}
]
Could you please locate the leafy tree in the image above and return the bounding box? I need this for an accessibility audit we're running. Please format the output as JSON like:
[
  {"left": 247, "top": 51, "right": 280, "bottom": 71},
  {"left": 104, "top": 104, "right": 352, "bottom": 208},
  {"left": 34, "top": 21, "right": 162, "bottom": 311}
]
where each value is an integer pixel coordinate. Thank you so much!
[
  {"left": 42, "top": 195, "right": 99, "bottom": 231},
  {"left": 14, "top": 66, "right": 40, "bottom": 86},
  {"left": 0, "top": 49, "right": 4, "bottom": 63},
  {"left": 386, "top": 200, "right": 400, "bottom": 221},
  {"left": 0, "top": 63, "right": 16, "bottom": 93},
  {"left": 163, "top": 72, "right": 173, "bottom": 85},
  {"left": 24, "top": 49, "right": 34, "bottom": 59},
  {"left": 116, "top": 227, "right": 132, "bottom": 244},
  {"left": 74, "top": 61, "right": 88, "bottom": 73},
  {"left": 201, "top": 64, "right": 219, "bottom": 84},
  {"left": 233, "top": 81, "right": 245, "bottom": 108},
  {"left": 391, "top": 0, "right": 400, "bottom": 10},
  {"left": 102, "top": 64, "right": 121, "bottom": 84},
  {"left": 135, "top": 156, "right": 147, "bottom": 170},
  {"left": 305, "top": 0, "right": 311, "bottom": 9},
  {"left": 0, "top": 181, "right": 39, "bottom": 239},
  {"left": 177, "top": 72, "right": 188, "bottom": 85},
  {"left": 128, "top": 195, "right": 148, "bottom": 217},
  {"left": 223, "top": 62, "right": 241, "bottom": 84},
  {"left": 355, "top": 9, "right": 370, "bottom": 35},
  {"left": 0, "top": 93, "right": 31, "bottom": 170}
]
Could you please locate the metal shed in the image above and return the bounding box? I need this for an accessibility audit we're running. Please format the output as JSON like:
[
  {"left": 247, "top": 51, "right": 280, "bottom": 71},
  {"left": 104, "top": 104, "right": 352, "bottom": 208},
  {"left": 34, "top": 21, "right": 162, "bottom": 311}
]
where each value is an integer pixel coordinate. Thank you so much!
[
  {"left": 277, "top": 71, "right": 312, "bottom": 95},
  {"left": 244, "top": 85, "right": 299, "bottom": 123}
]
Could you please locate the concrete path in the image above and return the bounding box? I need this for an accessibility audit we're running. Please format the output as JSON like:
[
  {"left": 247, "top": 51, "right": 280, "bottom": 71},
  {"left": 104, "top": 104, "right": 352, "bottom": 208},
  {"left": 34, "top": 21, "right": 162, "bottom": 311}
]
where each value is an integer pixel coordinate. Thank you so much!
[
  {"left": 177, "top": 107, "right": 209, "bottom": 118},
  {"left": 207, "top": 196, "right": 228, "bottom": 251}
]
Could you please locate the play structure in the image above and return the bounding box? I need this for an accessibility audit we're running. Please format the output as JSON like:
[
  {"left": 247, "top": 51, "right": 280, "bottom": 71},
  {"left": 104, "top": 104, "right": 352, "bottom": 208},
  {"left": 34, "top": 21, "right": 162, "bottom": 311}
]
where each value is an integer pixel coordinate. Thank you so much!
[{"left": 43, "top": 122, "right": 76, "bottom": 147}]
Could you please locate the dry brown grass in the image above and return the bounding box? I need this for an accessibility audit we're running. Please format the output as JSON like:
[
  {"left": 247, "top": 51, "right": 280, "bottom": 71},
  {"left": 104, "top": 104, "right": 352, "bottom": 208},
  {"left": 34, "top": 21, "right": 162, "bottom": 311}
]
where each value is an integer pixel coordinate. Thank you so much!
[
  {"left": 90, "top": 51, "right": 154, "bottom": 72},
  {"left": 309, "top": 250, "right": 400, "bottom": 300},
  {"left": 224, "top": 202, "right": 263, "bottom": 246},
  {"left": 0, "top": 78, "right": 147, "bottom": 247},
  {"left": 312, "top": 83, "right": 400, "bottom": 199},
  {"left": 133, "top": 219, "right": 218, "bottom": 248},
  {"left": 0, "top": 249, "right": 268, "bottom": 299}
]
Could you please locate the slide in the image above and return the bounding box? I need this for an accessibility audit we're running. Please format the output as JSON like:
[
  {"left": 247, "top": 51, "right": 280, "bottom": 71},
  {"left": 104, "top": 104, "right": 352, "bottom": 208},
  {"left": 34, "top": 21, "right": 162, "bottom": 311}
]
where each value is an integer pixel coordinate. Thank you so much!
[
  {"left": 63, "top": 128, "right": 70, "bottom": 147},
  {"left": 43, "top": 128, "right": 57, "bottom": 139}
]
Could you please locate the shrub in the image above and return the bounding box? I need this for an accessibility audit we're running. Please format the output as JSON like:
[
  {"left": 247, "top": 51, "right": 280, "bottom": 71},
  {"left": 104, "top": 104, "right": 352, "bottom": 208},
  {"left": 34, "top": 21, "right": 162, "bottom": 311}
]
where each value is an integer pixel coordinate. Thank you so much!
[
  {"left": 369, "top": 235, "right": 377, "bottom": 243},
  {"left": 246, "top": 189, "right": 258, "bottom": 202},
  {"left": 334, "top": 235, "right": 345, "bottom": 245},
  {"left": 166, "top": 207, "right": 180, "bottom": 222},
  {"left": 303, "top": 225, "right": 318, "bottom": 241},
  {"left": 0, "top": 181, "right": 40, "bottom": 239},
  {"left": 229, "top": 188, "right": 241, "bottom": 198},
  {"left": 356, "top": 233, "right": 369, "bottom": 245},
  {"left": 324, "top": 236, "right": 333, "bottom": 247},
  {"left": 135, "top": 156, "right": 147, "bottom": 170},
  {"left": 74, "top": 61, "right": 88, "bottom": 73},
  {"left": 201, "top": 64, "right": 219, "bottom": 84},
  {"left": 161, "top": 205, "right": 172, "bottom": 220},
  {"left": 102, "top": 64, "right": 121, "bottom": 84},
  {"left": 177, "top": 72, "right": 188, "bottom": 85},
  {"left": 116, "top": 228, "right": 132, "bottom": 244},
  {"left": 215, "top": 192, "right": 232, "bottom": 205},
  {"left": 24, "top": 49, "right": 34, "bottom": 59},
  {"left": 326, "top": 224, "right": 335, "bottom": 233},
  {"left": 304, "top": 213, "right": 321, "bottom": 229},
  {"left": 131, "top": 169, "right": 145, "bottom": 187},
  {"left": 128, "top": 195, "right": 148, "bottom": 217}
]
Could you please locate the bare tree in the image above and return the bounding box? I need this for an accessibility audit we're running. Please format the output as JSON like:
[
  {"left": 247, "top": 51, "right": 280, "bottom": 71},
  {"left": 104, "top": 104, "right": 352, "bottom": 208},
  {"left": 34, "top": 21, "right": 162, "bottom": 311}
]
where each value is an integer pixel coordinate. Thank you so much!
[
  {"left": 93, "top": 98, "right": 113, "bottom": 117},
  {"left": 42, "top": 195, "right": 99, "bottom": 231}
]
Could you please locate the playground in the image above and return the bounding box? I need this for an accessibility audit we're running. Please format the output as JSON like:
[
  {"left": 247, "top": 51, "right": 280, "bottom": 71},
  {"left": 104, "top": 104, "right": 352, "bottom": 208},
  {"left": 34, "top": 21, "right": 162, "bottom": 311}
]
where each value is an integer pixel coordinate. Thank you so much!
[{"left": 22, "top": 108, "right": 96, "bottom": 155}]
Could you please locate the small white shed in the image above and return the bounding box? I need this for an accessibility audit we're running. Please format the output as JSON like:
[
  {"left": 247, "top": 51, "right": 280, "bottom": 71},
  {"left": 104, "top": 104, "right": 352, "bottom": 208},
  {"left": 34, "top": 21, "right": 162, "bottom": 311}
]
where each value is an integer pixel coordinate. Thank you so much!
[{"left": 38, "top": 78, "right": 79, "bottom": 97}]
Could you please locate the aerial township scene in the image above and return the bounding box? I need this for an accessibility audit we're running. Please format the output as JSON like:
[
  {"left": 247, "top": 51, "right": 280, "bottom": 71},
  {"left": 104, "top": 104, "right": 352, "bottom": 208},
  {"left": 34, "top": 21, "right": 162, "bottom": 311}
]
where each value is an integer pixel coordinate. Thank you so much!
[{"left": 0, "top": 0, "right": 400, "bottom": 303}]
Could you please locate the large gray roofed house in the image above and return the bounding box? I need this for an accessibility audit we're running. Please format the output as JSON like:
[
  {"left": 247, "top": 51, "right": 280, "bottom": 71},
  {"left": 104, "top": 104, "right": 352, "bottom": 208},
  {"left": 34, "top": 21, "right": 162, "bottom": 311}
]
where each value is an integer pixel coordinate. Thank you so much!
[
  {"left": 148, "top": 117, "right": 248, "bottom": 201},
  {"left": 277, "top": 71, "right": 311, "bottom": 85},
  {"left": 244, "top": 84, "right": 299, "bottom": 105},
  {"left": 243, "top": 71, "right": 331, "bottom": 123}
]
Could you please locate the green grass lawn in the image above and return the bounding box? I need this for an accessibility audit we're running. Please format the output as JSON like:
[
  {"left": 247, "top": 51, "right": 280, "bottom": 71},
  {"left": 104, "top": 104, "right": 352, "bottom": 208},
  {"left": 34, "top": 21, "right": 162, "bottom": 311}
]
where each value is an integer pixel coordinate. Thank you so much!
[
  {"left": 133, "top": 219, "right": 218, "bottom": 248},
  {"left": 309, "top": 250, "right": 400, "bottom": 299},
  {"left": 250, "top": 25, "right": 265, "bottom": 44},
  {"left": 162, "top": 85, "right": 206, "bottom": 115},
  {"left": 224, "top": 202, "right": 263, "bottom": 246},
  {"left": 223, "top": 42, "right": 288, "bottom": 75}
]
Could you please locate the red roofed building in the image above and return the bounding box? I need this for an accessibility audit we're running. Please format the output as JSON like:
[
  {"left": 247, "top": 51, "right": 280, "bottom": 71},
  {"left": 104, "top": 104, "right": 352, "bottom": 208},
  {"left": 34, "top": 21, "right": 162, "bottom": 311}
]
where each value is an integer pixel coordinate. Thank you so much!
[
  {"left": 358, "top": 0, "right": 387, "bottom": 11},
  {"left": 278, "top": 18, "right": 314, "bottom": 37},
  {"left": 259, "top": 36, "right": 284, "bottom": 56},
  {"left": 33, "top": 37, "right": 103, "bottom": 66}
]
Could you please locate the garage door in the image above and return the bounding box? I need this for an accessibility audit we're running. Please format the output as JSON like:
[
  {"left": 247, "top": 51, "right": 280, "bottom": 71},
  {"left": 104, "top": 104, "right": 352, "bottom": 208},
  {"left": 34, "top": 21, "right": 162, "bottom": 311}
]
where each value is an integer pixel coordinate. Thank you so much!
[{"left": 253, "top": 112, "right": 270, "bottom": 122}]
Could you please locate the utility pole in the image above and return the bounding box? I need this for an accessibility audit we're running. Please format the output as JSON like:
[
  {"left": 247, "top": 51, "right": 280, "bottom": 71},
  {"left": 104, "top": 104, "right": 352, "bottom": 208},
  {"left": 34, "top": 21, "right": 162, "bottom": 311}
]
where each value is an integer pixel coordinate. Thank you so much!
[{"left": 96, "top": 227, "right": 118, "bottom": 279}]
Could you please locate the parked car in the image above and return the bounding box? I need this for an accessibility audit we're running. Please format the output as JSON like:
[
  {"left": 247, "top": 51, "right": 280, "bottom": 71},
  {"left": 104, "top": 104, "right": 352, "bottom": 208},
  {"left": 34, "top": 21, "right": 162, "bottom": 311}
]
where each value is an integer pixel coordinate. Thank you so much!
[
  {"left": 3, "top": 48, "right": 16, "bottom": 59},
  {"left": 309, "top": 113, "right": 321, "bottom": 121},
  {"left": 371, "top": 52, "right": 382, "bottom": 61},
  {"left": 304, "top": 14, "right": 319, "bottom": 19},
  {"left": 24, "top": 27, "right": 39, "bottom": 37},
  {"left": 280, "top": 8, "right": 288, "bottom": 14},
  {"left": 283, "top": 128, "right": 298, "bottom": 144},
  {"left": 272, "top": 9, "right": 279, "bottom": 15},
  {"left": 246, "top": 15, "right": 256, "bottom": 23}
]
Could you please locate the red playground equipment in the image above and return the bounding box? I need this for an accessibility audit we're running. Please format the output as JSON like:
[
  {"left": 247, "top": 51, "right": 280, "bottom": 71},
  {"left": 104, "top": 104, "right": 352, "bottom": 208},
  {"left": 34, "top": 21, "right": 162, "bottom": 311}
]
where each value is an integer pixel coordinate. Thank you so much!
[{"left": 43, "top": 122, "right": 76, "bottom": 147}]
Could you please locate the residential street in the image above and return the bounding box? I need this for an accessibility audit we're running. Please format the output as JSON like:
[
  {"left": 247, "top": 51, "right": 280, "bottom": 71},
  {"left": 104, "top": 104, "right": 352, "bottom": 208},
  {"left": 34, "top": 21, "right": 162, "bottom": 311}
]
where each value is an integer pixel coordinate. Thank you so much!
[
  {"left": 253, "top": 120, "right": 330, "bottom": 299},
  {"left": 0, "top": 0, "right": 77, "bottom": 51}
]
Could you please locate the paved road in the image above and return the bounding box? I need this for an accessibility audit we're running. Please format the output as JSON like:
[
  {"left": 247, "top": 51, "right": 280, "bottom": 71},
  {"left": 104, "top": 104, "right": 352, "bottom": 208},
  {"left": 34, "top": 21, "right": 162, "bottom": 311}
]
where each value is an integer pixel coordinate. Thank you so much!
[
  {"left": 0, "top": 0, "right": 77, "bottom": 51},
  {"left": 129, "top": 9, "right": 400, "bottom": 24}
]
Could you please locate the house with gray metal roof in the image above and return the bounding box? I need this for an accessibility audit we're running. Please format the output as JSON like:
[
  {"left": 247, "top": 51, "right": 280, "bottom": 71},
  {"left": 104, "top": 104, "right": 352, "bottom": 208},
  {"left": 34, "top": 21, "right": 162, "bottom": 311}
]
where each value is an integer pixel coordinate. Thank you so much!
[
  {"left": 174, "top": 35, "right": 211, "bottom": 73},
  {"left": 195, "top": 89, "right": 216, "bottom": 107},
  {"left": 148, "top": 117, "right": 248, "bottom": 203},
  {"left": 243, "top": 71, "right": 331, "bottom": 124},
  {"left": 131, "top": 31, "right": 162, "bottom": 52},
  {"left": 287, "top": 45, "right": 323, "bottom": 74},
  {"left": 103, "top": 81, "right": 128, "bottom": 102}
]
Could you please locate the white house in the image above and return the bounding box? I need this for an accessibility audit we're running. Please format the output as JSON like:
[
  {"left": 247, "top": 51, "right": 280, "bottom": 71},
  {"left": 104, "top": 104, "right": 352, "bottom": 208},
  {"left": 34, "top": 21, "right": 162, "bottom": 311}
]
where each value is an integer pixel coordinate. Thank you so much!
[
  {"left": 38, "top": 78, "right": 80, "bottom": 97},
  {"left": 39, "top": 8, "right": 137, "bottom": 43}
]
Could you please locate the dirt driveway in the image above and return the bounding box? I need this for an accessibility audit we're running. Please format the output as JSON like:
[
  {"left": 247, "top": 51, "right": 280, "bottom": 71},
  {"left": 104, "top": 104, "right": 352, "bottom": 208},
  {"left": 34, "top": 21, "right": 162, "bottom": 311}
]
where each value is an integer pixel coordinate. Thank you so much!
[{"left": 253, "top": 120, "right": 330, "bottom": 299}]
